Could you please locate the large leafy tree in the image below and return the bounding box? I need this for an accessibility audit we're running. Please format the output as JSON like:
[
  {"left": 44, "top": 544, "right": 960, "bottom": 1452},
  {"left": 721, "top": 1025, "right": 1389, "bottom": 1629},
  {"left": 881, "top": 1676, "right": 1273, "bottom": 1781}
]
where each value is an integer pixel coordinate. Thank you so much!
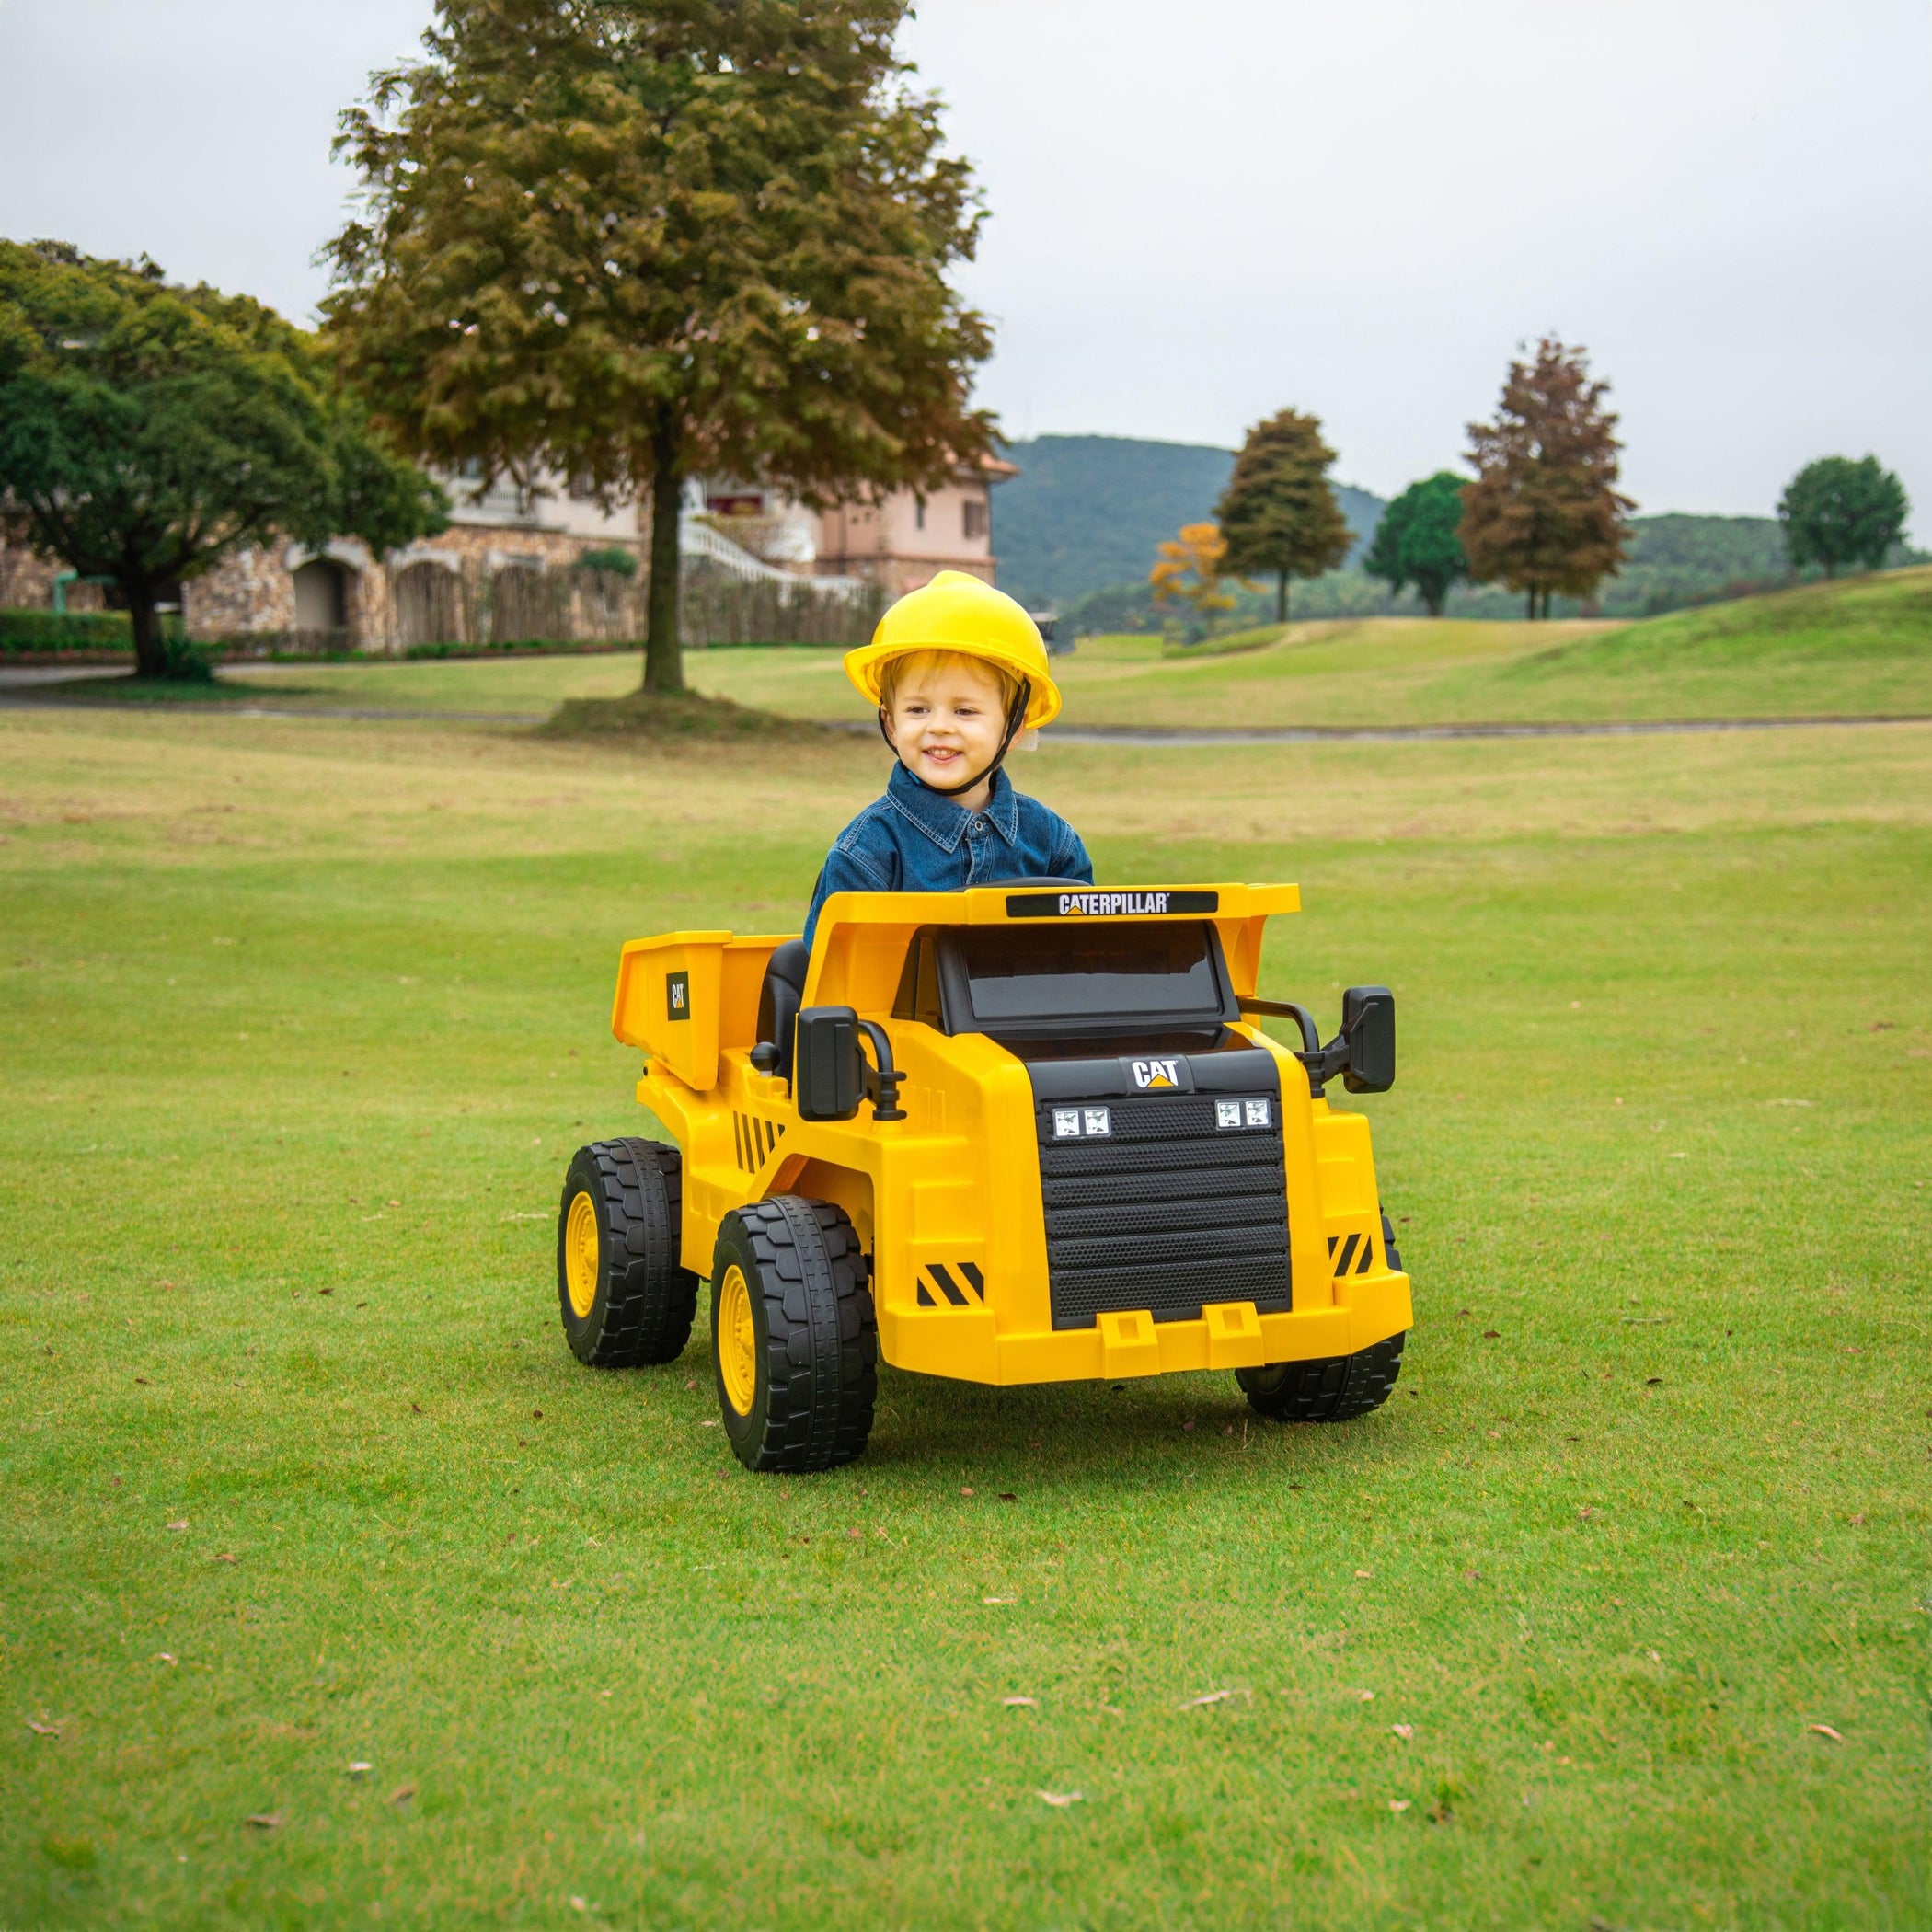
[
  {"left": 0, "top": 240, "right": 444, "bottom": 679},
  {"left": 1778, "top": 455, "right": 1909, "bottom": 579},
  {"left": 1462, "top": 337, "right": 1633, "bottom": 619},
  {"left": 1214, "top": 408, "right": 1351, "bottom": 622},
  {"left": 1363, "top": 470, "right": 1468, "bottom": 617},
  {"left": 325, "top": 0, "right": 995, "bottom": 696}
]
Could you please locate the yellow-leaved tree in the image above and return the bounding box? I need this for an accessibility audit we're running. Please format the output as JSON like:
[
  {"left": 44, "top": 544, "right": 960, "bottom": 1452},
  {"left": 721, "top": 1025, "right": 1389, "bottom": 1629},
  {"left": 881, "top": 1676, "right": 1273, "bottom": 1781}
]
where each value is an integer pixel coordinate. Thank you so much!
[{"left": 1149, "top": 522, "right": 1237, "bottom": 633}]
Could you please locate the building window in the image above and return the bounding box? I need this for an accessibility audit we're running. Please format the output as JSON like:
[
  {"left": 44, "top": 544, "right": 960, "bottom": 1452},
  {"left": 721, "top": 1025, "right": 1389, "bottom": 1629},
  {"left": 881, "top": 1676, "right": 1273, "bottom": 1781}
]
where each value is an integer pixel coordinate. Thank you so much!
[
  {"left": 962, "top": 497, "right": 988, "bottom": 541},
  {"left": 568, "top": 470, "right": 597, "bottom": 501}
]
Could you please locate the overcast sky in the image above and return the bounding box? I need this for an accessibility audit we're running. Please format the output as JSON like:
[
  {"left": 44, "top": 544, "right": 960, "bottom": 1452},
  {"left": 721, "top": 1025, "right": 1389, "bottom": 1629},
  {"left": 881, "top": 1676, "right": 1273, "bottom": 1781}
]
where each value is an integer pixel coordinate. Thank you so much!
[{"left": 3, "top": 0, "right": 1926, "bottom": 532}]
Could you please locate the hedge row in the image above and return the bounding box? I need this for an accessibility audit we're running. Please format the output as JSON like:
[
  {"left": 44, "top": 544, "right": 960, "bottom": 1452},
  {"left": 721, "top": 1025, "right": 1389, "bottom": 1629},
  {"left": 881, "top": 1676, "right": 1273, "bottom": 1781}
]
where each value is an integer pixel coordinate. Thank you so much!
[{"left": 0, "top": 608, "right": 136, "bottom": 654}]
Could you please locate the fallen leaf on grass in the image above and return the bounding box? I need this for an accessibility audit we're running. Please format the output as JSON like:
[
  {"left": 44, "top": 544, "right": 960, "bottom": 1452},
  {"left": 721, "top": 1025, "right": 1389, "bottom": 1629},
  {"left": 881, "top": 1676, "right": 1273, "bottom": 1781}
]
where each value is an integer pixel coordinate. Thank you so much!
[
  {"left": 569, "top": 1899, "right": 588, "bottom": 1915},
  {"left": 983, "top": 1595, "right": 1017, "bottom": 1605},
  {"left": 1387, "top": 1799, "right": 1410, "bottom": 1812},
  {"left": 998, "top": 1492, "right": 1018, "bottom": 1502},
  {"left": 699, "top": 1420, "right": 719, "bottom": 1429},
  {"left": 1178, "top": 1688, "right": 1248, "bottom": 1708},
  {"left": 1037, "top": 1789, "right": 1084, "bottom": 1808},
  {"left": 1002, "top": 1696, "right": 1039, "bottom": 1708},
  {"left": 387, "top": 1784, "right": 415, "bottom": 1806},
  {"left": 135, "top": 1375, "right": 150, "bottom": 1386},
  {"left": 1646, "top": 1376, "right": 1664, "bottom": 1386},
  {"left": 1354, "top": 1569, "right": 1373, "bottom": 1579},
  {"left": 27, "top": 1719, "right": 61, "bottom": 1738},
  {"left": 1622, "top": 1315, "right": 1668, "bottom": 1325},
  {"left": 209, "top": 1552, "right": 237, "bottom": 1565},
  {"left": 155, "top": 1653, "right": 177, "bottom": 1666},
  {"left": 244, "top": 1812, "right": 283, "bottom": 1831},
  {"left": 960, "top": 1486, "right": 974, "bottom": 1497},
  {"left": 1354, "top": 1689, "right": 1376, "bottom": 1703},
  {"left": 166, "top": 1520, "right": 188, "bottom": 1532},
  {"left": 1391, "top": 1723, "right": 1415, "bottom": 1740},
  {"left": 1578, "top": 1507, "right": 1595, "bottom": 1521},
  {"left": 1808, "top": 1723, "right": 1844, "bottom": 1743},
  {"left": 347, "top": 1763, "right": 373, "bottom": 1777},
  {"left": 1482, "top": 1330, "right": 1501, "bottom": 1340}
]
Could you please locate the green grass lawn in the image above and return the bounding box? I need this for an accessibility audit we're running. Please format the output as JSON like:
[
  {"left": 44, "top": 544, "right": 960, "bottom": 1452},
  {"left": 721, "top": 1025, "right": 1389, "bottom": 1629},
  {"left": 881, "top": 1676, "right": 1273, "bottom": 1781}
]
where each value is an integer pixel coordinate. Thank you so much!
[
  {"left": 3, "top": 703, "right": 1928, "bottom": 1927},
  {"left": 171, "top": 563, "right": 1932, "bottom": 732}
]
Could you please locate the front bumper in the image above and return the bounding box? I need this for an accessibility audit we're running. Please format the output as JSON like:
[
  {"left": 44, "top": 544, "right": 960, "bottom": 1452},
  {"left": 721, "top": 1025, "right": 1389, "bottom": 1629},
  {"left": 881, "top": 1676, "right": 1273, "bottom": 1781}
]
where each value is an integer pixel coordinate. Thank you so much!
[{"left": 878, "top": 1268, "right": 1412, "bottom": 1386}]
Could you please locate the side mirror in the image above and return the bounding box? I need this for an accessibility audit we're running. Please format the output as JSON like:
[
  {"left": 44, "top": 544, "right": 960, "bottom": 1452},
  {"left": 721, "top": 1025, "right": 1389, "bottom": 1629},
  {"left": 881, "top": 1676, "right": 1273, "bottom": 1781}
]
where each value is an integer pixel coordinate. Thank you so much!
[
  {"left": 794, "top": 1006, "right": 863, "bottom": 1121},
  {"left": 1341, "top": 985, "right": 1395, "bottom": 1093},
  {"left": 792, "top": 1006, "right": 908, "bottom": 1123}
]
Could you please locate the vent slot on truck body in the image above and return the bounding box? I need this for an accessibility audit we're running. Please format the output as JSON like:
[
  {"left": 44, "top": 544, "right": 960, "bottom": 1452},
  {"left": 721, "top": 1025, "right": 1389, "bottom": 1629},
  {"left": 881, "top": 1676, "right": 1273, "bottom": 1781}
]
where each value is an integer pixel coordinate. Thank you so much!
[{"left": 1030, "top": 1057, "right": 1291, "bottom": 1330}]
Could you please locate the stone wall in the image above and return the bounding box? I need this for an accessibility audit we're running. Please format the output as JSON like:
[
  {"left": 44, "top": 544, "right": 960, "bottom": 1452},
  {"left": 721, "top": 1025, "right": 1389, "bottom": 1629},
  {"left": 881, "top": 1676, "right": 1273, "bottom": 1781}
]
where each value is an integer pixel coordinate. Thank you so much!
[
  {"left": 181, "top": 523, "right": 647, "bottom": 652},
  {"left": 0, "top": 545, "right": 111, "bottom": 612}
]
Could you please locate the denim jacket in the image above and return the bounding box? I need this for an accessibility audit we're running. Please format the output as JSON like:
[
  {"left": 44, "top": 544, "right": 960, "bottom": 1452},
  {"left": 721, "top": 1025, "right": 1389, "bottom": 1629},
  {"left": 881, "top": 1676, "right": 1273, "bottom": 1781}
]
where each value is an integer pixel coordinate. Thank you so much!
[{"left": 803, "top": 761, "right": 1093, "bottom": 949}]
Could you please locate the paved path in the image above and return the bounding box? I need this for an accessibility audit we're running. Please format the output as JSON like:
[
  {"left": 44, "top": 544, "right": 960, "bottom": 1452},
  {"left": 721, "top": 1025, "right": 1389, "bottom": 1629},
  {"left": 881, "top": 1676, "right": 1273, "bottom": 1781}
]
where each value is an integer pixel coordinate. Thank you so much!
[{"left": 2, "top": 678, "right": 1926, "bottom": 742}]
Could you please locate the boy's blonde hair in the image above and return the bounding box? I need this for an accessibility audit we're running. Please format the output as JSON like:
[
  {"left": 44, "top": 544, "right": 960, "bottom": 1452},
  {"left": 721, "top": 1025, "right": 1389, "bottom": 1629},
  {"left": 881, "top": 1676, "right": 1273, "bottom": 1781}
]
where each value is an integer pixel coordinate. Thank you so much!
[{"left": 877, "top": 648, "right": 1018, "bottom": 715}]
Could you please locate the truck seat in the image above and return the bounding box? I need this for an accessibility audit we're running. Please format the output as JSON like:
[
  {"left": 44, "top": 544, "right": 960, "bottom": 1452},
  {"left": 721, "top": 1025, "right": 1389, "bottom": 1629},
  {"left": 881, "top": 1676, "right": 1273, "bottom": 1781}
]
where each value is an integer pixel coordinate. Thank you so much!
[{"left": 754, "top": 938, "right": 812, "bottom": 1082}]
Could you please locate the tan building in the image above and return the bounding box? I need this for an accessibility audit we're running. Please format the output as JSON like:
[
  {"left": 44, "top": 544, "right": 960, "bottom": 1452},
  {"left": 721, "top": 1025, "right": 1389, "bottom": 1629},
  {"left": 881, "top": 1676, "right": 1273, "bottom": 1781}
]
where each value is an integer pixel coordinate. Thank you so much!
[{"left": 707, "top": 455, "right": 1015, "bottom": 600}]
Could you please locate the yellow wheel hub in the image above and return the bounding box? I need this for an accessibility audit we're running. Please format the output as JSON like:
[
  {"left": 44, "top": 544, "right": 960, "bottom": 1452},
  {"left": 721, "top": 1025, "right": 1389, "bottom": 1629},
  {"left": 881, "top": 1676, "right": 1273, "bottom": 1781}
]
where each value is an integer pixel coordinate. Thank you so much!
[
  {"left": 564, "top": 1190, "right": 600, "bottom": 1320},
  {"left": 716, "top": 1264, "right": 758, "bottom": 1416}
]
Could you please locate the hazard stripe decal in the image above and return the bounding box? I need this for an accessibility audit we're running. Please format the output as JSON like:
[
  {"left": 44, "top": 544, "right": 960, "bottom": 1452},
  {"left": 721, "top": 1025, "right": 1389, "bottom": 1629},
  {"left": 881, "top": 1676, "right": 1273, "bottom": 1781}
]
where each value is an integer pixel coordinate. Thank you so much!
[
  {"left": 915, "top": 1261, "right": 985, "bottom": 1309},
  {"left": 928, "top": 1263, "right": 971, "bottom": 1307},
  {"left": 1333, "top": 1232, "right": 1361, "bottom": 1275}
]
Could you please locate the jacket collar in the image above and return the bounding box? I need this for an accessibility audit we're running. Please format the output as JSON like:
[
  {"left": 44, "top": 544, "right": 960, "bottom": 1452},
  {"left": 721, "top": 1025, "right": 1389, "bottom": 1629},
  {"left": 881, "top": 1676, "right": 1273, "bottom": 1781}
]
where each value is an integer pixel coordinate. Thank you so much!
[{"left": 885, "top": 759, "right": 1019, "bottom": 854}]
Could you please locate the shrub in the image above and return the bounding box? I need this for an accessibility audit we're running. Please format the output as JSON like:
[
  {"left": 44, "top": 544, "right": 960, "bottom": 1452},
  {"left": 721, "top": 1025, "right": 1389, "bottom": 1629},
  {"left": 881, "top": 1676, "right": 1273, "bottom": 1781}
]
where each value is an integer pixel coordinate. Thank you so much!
[
  {"left": 575, "top": 546, "right": 639, "bottom": 579},
  {"left": 0, "top": 608, "right": 134, "bottom": 654}
]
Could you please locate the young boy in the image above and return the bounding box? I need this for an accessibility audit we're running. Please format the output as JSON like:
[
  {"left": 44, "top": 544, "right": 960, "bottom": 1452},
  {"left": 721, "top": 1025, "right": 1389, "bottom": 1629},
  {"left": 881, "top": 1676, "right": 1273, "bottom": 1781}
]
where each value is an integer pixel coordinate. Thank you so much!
[{"left": 803, "top": 570, "right": 1092, "bottom": 948}]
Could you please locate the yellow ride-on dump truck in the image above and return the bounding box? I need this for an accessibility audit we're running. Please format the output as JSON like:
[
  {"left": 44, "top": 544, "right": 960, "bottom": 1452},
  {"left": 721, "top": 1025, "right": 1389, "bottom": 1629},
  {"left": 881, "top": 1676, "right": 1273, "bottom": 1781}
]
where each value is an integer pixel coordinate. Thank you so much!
[{"left": 557, "top": 881, "right": 1411, "bottom": 1472}]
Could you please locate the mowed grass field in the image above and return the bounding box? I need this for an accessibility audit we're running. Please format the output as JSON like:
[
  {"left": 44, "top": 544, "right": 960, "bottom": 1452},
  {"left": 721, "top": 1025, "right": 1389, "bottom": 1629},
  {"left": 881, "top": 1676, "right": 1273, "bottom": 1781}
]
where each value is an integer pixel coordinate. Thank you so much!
[
  {"left": 195, "top": 563, "right": 1932, "bottom": 730},
  {"left": 2, "top": 689, "right": 1929, "bottom": 1927}
]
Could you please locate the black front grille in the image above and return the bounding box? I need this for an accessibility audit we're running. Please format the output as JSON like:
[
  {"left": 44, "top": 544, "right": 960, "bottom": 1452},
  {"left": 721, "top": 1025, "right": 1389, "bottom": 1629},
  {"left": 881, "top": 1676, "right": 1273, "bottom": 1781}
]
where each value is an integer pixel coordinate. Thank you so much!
[{"left": 1035, "top": 1089, "right": 1290, "bottom": 1329}]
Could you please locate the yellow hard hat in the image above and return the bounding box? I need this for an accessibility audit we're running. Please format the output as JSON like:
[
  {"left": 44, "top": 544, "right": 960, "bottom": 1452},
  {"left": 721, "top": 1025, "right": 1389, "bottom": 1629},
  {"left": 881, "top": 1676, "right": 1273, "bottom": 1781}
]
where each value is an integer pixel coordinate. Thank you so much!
[{"left": 845, "top": 570, "right": 1062, "bottom": 729}]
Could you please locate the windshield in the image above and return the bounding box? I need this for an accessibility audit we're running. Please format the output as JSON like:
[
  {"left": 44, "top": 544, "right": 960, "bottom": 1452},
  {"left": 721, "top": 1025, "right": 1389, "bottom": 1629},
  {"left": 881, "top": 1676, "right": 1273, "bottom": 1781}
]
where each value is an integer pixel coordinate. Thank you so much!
[{"left": 955, "top": 922, "right": 1226, "bottom": 1026}]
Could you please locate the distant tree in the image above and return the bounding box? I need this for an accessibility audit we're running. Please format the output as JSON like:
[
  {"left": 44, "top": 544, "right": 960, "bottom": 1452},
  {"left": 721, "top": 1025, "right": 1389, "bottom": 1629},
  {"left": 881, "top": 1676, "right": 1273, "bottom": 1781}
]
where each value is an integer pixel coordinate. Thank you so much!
[
  {"left": 326, "top": 0, "right": 995, "bottom": 697},
  {"left": 0, "top": 239, "right": 443, "bottom": 679},
  {"left": 1363, "top": 471, "right": 1468, "bottom": 616},
  {"left": 1149, "top": 522, "right": 1236, "bottom": 629},
  {"left": 1214, "top": 408, "right": 1352, "bottom": 622},
  {"left": 1462, "top": 337, "right": 1633, "bottom": 619},
  {"left": 1778, "top": 455, "right": 1909, "bottom": 578}
]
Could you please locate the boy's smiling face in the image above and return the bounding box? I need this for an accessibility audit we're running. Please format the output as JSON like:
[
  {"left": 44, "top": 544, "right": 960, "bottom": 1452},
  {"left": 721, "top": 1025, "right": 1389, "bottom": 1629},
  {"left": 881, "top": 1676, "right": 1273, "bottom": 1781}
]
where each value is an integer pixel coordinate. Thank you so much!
[{"left": 882, "top": 651, "right": 1010, "bottom": 807}]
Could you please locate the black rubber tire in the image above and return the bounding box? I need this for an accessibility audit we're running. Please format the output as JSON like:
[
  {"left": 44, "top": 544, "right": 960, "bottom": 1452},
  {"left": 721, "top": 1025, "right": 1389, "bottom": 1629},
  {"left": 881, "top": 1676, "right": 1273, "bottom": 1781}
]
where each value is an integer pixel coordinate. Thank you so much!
[
  {"left": 1237, "top": 1331, "right": 1405, "bottom": 1423},
  {"left": 558, "top": 1139, "right": 698, "bottom": 1367},
  {"left": 710, "top": 1196, "right": 876, "bottom": 1473}
]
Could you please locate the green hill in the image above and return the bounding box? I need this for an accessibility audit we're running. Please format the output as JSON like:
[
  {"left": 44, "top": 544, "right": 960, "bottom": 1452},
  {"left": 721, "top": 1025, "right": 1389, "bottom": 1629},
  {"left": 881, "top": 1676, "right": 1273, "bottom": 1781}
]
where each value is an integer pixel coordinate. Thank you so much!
[
  {"left": 1034, "top": 563, "right": 1932, "bottom": 728},
  {"left": 992, "top": 434, "right": 1385, "bottom": 609},
  {"left": 991, "top": 438, "right": 1926, "bottom": 630}
]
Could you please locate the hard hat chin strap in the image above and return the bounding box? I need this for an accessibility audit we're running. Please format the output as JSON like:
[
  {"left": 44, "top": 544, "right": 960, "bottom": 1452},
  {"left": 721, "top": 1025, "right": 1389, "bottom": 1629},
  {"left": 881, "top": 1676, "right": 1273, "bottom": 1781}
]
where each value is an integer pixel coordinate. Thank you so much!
[{"left": 878, "top": 676, "right": 1033, "bottom": 800}]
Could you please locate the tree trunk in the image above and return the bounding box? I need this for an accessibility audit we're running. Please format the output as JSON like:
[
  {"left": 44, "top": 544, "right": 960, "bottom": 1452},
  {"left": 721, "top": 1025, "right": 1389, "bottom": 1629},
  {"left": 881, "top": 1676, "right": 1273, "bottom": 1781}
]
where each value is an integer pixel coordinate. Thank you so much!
[
  {"left": 127, "top": 583, "right": 167, "bottom": 678},
  {"left": 1276, "top": 569, "right": 1288, "bottom": 625},
  {"left": 643, "top": 420, "right": 684, "bottom": 694},
  {"left": 1525, "top": 587, "right": 1536, "bottom": 621},
  {"left": 1424, "top": 590, "right": 1443, "bottom": 618}
]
